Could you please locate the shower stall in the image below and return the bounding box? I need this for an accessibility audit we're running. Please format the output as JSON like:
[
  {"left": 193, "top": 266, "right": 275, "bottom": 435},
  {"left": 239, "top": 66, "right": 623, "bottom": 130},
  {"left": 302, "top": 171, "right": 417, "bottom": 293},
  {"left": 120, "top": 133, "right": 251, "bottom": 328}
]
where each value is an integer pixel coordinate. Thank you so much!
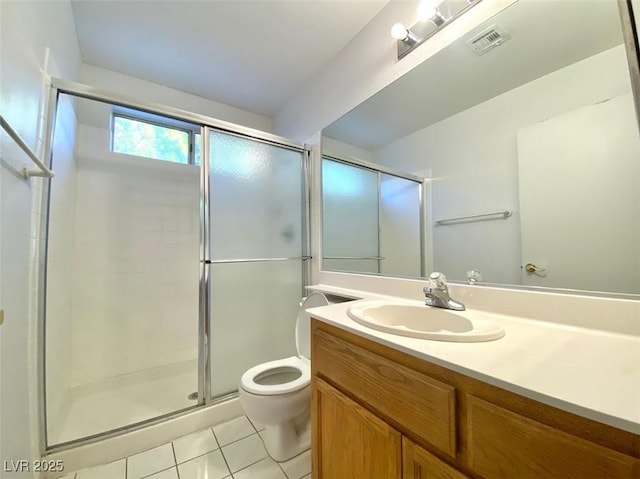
[{"left": 41, "top": 80, "right": 310, "bottom": 451}]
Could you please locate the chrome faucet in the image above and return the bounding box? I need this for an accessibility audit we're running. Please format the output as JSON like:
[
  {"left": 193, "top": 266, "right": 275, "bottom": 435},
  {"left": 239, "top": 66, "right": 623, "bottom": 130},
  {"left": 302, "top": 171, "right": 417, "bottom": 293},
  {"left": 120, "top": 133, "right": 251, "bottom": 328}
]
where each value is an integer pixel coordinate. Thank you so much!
[{"left": 423, "top": 272, "right": 465, "bottom": 311}]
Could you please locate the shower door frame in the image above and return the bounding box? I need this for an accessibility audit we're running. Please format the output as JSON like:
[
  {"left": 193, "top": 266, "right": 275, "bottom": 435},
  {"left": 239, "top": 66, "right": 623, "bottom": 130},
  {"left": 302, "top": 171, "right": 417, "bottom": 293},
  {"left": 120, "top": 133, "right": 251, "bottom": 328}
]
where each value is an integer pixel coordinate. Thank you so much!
[{"left": 39, "top": 78, "right": 311, "bottom": 454}]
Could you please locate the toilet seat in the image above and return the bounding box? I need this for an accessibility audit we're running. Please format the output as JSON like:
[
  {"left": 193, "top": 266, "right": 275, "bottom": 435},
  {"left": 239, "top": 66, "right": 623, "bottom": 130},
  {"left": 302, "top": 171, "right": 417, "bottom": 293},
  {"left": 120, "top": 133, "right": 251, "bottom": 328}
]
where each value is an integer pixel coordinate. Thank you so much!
[
  {"left": 240, "top": 356, "right": 310, "bottom": 396},
  {"left": 240, "top": 293, "right": 328, "bottom": 397}
]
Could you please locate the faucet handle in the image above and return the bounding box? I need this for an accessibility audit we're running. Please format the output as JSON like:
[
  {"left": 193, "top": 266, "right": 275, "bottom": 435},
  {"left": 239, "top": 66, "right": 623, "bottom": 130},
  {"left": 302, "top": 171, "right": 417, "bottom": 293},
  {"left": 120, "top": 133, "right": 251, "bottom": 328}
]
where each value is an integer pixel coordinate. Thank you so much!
[
  {"left": 467, "top": 269, "right": 482, "bottom": 285},
  {"left": 428, "top": 272, "right": 447, "bottom": 289}
]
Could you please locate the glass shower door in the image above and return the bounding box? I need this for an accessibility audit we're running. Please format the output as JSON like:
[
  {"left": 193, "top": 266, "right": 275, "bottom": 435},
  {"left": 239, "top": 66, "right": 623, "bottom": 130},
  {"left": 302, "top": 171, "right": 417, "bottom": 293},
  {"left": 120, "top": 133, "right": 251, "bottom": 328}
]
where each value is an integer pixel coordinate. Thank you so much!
[{"left": 207, "top": 130, "right": 306, "bottom": 398}]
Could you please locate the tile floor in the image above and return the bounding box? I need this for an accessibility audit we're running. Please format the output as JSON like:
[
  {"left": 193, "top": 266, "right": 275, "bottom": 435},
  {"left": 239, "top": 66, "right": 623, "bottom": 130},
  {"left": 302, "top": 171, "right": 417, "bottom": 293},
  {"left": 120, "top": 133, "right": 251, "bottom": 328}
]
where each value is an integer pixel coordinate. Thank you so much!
[{"left": 56, "top": 416, "right": 311, "bottom": 479}]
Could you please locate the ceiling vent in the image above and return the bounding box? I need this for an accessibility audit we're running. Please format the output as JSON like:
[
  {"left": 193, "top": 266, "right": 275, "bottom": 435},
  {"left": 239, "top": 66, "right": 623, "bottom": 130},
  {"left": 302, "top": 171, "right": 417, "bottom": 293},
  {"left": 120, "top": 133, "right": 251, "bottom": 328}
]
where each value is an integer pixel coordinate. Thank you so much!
[{"left": 466, "top": 25, "right": 511, "bottom": 55}]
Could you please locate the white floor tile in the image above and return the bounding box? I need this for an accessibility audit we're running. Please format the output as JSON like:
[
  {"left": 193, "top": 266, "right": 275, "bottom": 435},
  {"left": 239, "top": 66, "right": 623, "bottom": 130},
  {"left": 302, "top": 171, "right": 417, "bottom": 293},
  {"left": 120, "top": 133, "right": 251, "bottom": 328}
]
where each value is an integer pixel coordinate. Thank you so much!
[
  {"left": 213, "top": 416, "right": 256, "bottom": 446},
  {"left": 173, "top": 428, "right": 218, "bottom": 464},
  {"left": 177, "top": 450, "right": 230, "bottom": 479},
  {"left": 143, "top": 467, "right": 179, "bottom": 479},
  {"left": 280, "top": 450, "right": 311, "bottom": 479},
  {"left": 222, "top": 434, "right": 268, "bottom": 473},
  {"left": 233, "top": 457, "right": 287, "bottom": 479},
  {"left": 76, "top": 459, "right": 126, "bottom": 479},
  {"left": 127, "top": 443, "right": 176, "bottom": 479},
  {"left": 247, "top": 416, "right": 266, "bottom": 432}
]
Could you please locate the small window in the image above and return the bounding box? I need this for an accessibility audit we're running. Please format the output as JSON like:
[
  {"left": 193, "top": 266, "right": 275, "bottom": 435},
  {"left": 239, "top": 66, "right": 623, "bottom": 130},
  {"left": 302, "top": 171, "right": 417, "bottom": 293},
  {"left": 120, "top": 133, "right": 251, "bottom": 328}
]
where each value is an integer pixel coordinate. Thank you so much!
[{"left": 111, "top": 114, "right": 200, "bottom": 166}]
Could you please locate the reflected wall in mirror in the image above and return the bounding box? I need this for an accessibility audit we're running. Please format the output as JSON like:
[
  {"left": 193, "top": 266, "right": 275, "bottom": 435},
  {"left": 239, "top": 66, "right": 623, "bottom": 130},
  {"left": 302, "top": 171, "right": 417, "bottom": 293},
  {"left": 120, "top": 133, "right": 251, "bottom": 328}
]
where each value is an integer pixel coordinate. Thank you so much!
[{"left": 322, "top": 0, "right": 640, "bottom": 296}]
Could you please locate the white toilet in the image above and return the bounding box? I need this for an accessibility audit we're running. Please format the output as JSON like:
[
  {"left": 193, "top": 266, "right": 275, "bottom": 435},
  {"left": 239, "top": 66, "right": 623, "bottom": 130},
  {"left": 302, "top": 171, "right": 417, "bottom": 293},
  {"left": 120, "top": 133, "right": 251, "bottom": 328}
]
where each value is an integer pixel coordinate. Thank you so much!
[{"left": 239, "top": 292, "right": 329, "bottom": 462}]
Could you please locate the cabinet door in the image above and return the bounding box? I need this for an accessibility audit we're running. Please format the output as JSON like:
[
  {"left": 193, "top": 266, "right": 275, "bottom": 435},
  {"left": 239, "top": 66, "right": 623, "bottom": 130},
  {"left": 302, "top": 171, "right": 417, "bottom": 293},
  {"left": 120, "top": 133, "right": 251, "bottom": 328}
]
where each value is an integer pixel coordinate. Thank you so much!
[
  {"left": 312, "top": 377, "right": 402, "bottom": 479},
  {"left": 403, "top": 437, "right": 468, "bottom": 479}
]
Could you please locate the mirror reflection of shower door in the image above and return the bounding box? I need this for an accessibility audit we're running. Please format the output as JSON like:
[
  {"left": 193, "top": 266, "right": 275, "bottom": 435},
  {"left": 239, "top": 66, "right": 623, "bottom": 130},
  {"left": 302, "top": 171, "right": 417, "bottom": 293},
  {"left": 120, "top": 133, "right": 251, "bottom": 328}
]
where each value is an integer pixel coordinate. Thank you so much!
[
  {"left": 322, "top": 159, "right": 380, "bottom": 273},
  {"left": 207, "top": 131, "right": 306, "bottom": 399},
  {"left": 380, "top": 174, "right": 422, "bottom": 277},
  {"left": 321, "top": 158, "right": 424, "bottom": 276}
]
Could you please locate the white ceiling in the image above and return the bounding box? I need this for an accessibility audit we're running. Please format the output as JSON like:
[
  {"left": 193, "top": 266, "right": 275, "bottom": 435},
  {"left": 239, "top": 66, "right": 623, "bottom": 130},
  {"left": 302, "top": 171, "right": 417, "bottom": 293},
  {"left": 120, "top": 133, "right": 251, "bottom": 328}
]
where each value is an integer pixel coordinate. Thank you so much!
[
  {"left": 323, "top": 0, "right": 625, "bottom": 150},
  {"left": 71, "top": 0, "right": 388, "bottom": 118}
]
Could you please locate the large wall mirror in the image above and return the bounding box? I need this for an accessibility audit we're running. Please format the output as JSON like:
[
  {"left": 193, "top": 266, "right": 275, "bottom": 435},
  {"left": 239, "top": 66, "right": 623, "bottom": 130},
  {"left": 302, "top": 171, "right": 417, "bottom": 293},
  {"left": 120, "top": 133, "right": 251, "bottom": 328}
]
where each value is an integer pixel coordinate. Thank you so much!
[{"left": 321, "top": 0, "right": 640, "bottom": 296}]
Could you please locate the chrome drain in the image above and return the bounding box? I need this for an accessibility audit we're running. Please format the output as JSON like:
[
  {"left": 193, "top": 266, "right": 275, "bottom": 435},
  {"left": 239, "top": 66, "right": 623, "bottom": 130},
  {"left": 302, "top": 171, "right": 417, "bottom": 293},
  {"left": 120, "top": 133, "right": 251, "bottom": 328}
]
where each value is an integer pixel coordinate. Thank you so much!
[{"left": 187, "top": 392, "right": 198, "bottom": 401}]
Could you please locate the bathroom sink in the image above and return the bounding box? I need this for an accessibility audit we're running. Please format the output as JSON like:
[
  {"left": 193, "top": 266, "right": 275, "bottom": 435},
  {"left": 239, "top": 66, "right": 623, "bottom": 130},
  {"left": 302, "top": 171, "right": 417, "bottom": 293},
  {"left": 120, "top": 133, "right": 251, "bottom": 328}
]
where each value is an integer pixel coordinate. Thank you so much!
[{"left": 347, "top": 300, "right": 505, "bottom": 342}]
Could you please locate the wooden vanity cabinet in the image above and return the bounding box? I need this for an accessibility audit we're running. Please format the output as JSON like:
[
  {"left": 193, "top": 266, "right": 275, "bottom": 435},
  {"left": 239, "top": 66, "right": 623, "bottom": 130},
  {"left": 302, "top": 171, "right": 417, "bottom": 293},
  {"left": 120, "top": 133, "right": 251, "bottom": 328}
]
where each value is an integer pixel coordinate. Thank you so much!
[{"left": 311, "top": 319, "right": 640, "bottom": 479}]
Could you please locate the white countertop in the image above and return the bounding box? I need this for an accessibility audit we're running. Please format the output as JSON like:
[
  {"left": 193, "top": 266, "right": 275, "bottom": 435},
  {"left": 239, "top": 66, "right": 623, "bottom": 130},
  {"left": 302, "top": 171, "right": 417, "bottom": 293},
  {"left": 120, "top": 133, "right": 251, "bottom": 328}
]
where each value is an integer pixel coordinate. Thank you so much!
[{"left": 307, "top": 285, "right": 640, "bottom": 435}]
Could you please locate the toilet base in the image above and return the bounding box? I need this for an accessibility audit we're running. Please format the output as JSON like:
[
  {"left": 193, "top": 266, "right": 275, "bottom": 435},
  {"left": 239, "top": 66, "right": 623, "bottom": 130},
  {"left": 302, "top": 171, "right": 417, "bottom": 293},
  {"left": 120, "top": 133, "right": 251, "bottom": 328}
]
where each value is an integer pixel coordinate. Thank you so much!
[{"left": 261, "top": 414, "right": 310, "bottom": 462}]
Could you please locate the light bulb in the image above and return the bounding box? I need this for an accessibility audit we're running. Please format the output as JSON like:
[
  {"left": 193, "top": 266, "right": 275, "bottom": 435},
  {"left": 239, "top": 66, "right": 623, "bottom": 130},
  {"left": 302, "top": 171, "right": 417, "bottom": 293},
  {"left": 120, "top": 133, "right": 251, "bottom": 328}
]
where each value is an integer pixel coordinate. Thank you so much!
[
  {"left": 391, "top": 22, "right": 409, "bottom": 41},
  {"left": 417, "top": 0, "right": 437, "bottom": 21}
]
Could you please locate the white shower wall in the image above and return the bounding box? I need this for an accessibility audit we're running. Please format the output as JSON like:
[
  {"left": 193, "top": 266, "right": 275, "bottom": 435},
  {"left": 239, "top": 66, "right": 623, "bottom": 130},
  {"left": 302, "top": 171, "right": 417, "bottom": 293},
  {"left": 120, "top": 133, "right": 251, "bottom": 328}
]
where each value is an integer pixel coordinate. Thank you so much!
[{"left": 69, "top": 123, "right": 200, "bottom": 387}]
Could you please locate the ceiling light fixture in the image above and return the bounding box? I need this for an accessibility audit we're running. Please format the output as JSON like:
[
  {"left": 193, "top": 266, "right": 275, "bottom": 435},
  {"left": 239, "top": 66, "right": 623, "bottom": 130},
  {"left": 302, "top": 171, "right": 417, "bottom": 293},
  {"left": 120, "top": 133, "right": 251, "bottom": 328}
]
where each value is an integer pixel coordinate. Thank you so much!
[{"left": 391, "top": 0, "right": 482, "bottom": 60}]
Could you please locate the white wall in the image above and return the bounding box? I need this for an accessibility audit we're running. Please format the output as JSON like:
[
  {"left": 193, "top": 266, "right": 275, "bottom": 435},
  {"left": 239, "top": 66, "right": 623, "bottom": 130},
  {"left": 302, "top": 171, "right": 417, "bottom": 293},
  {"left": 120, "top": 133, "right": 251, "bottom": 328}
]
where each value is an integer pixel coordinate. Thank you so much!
[
  {"left": 0, "top": 0, "right": 80, "bottom": 472},
  {"left": 80, "top": 64, "right": 273, "bottom": 134},
  {"left": 374, "top": 45, "right": 633, "bottom": 285},
  {"left": 68, "top": 124, "right": 200, "bottom": 386},
  {"left": 274, "top": 0, "right": 516, "bottom": 141}
]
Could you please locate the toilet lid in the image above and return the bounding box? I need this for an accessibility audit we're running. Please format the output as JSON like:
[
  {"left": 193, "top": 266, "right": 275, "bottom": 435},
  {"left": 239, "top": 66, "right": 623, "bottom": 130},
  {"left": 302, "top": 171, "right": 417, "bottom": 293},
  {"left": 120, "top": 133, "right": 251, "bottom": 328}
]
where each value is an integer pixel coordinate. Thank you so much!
[{"left": 295, "top": 292, "right": 329, "bottom": 359}]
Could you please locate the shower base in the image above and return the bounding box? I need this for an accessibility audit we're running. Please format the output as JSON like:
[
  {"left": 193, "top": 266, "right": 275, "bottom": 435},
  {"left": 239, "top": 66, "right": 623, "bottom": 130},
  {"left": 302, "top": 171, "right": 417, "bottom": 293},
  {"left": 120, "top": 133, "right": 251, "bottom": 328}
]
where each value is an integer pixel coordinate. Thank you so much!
[
  {"left": 49, "top": 359, "right": 198, "bottom": 446},
  {"left": 44, "top": 395, "right": 242, "bottom": 476}
]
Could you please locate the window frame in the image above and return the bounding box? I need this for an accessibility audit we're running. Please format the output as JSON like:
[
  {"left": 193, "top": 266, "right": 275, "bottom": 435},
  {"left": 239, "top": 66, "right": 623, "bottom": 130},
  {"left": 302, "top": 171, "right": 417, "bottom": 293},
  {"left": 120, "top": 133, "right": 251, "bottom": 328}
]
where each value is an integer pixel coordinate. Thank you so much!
[{"left": 110, "top": 112, "right": 201, "bottom": 166}]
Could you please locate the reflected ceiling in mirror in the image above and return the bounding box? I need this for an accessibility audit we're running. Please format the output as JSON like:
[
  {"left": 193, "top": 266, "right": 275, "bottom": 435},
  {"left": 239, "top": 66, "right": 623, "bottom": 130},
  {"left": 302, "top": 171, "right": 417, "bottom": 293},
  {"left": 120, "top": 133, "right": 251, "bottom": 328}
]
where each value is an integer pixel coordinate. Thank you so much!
[{"left": 321, "top": 0, "right": 640, "bottom": 296}]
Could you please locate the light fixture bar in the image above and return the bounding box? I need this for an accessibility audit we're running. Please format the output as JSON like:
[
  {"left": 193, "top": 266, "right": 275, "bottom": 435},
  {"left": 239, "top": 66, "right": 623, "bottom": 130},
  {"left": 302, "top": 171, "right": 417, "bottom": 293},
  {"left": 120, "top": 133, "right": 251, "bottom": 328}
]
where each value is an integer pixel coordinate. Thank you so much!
[{"left": 394, "top": 0, "right": 483, "bottom": 60}]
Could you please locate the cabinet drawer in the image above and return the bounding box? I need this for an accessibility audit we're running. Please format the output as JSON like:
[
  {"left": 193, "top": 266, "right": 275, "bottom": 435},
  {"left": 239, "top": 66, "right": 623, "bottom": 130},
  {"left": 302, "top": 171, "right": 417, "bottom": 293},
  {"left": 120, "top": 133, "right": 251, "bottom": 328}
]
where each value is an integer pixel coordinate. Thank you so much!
[
  {"left": 313, "top": 328, "right": 456, "bottom": 457},
  {"left": 467, "top": 395, "right": 640, "bottom": 478}
]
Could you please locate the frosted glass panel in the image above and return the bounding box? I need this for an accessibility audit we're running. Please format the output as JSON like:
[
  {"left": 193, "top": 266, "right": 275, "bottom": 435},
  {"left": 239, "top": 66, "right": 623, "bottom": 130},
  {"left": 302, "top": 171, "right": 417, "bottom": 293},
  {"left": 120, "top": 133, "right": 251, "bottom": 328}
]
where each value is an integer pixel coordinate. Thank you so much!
[
  {"left": 209, "top": 132, "right": 303, "bottom": 259},
  {"left": 209, "top": 261, "right": 303, "bottom": 397},
  {"left": 323, "top": 259, "right": 379, "bottom": 274},
  {"left": 322, "top": 159, "right": 379, "bottom": 264},
  {"left": 380, "top": 175, "right": 422, "bottom": 277},
  {"left": 208, "top": 131, "right": 306, "bottom": 398}
]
